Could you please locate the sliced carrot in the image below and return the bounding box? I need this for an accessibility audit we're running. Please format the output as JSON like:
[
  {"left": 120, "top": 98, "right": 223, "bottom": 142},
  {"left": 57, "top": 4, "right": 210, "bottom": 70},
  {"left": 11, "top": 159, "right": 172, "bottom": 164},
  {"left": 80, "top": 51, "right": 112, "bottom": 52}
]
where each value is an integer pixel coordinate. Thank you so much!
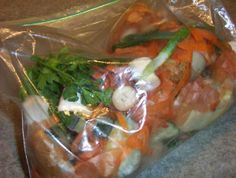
[
  {"left": 177, "top": 35, "right": 196, "bottom": 51},
  {"left": 171, "top": 62, "right": 191, "bottom": 98},
  {"left": 147, "top": 98, "right": 174, "bottom": 122},
  {"left": 147, "top": 60, "right": 191, "bottom": 126},
  {"left": 147, "top": 76, "right": 176, "bottom": 120},
  {"left": 127, "top": 125, "right": 151, "bottom": 154},
  {"left": 106, "top": 64, "right": 118, "bottom": 73},
  {"left": 191, "top": 28, "right": 225, "bottom": 49},
  {"left": 116, "top": 112, "right": 128, "bottom": 130},
  {"left": 178, "top": 35, "right": 213, "bottom": 54},
  {"left": 172, "top": 48, "right": 193, "bottom": 62}
]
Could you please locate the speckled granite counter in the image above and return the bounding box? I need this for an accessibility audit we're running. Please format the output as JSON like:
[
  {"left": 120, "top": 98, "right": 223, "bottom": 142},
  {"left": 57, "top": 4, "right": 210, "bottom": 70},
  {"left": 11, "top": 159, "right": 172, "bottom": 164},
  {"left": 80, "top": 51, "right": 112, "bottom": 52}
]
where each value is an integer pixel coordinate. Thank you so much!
[{"left": 0, "top": 1, "right": 236, "bottom": 178}]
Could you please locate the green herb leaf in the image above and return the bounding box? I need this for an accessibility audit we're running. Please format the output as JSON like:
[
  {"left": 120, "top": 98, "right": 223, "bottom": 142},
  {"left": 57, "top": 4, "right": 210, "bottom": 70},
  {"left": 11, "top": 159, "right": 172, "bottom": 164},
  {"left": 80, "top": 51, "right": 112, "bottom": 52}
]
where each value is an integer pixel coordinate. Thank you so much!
[
  {"left": 63, "top": 84, "right": 79, "bottom": 102},
  {"left": 81, "top": 88, "right": 100, "bottom": 106},
  {"left": 96, "top": 88, "right": 113, "bottom": 106},
  {"left": 56, "top": 111, "right": 74, "bottom": 127},
  {"left": 37, "top": 68, "right": 60, "bottom": 89},
  {"left": 24, "top": 48, "right": 117, "bottom": 127}
]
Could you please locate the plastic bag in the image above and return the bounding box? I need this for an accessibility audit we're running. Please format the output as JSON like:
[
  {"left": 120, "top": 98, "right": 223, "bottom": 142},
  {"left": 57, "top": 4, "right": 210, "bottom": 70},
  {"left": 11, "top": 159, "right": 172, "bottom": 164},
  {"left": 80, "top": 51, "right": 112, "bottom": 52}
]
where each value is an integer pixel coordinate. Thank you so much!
[{"left": 0, "top": 0, "right": 236, "bottom": 178}]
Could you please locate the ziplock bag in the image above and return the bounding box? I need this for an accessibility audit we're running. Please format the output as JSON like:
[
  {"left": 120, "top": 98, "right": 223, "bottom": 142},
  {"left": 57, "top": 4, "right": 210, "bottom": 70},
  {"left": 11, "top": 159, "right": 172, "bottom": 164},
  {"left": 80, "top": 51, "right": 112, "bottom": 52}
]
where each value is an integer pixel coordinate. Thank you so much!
[{"left": 0, "top": 0, "right": 236, "bottom": 178}]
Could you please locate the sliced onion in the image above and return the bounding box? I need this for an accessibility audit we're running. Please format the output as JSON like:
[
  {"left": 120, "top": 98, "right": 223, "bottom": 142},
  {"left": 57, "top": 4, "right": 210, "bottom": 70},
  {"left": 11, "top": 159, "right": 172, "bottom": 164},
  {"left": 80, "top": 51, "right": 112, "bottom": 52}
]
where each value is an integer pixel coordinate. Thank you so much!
[
  {"left": 121, "top": 28, "right": 137, "bottom": 39},
  {"left": 118, "top": 149, "right": 141, "bottom": 178},
  {"left": 229, "top": 41, "right": 236, "bottom": 53},
  {"left": 129, "top": 57, "right": 161, "bottom": 91},
  {"left": 191, "top": 51, "right": 206, "bottom": 80},
  {"left": 112, "top": 86, "right": 138, "bottom": 111},
  {"left": 58, "top": 93, "right": 92, "bottom": 116}
]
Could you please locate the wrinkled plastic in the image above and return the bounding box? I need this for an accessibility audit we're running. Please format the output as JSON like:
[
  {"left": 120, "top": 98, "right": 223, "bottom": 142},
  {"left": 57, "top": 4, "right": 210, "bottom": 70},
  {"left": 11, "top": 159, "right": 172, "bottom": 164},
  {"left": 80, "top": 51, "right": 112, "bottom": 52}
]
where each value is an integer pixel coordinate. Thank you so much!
[{"left": 0, "top": 0, "right": 236, "bottom": 178}]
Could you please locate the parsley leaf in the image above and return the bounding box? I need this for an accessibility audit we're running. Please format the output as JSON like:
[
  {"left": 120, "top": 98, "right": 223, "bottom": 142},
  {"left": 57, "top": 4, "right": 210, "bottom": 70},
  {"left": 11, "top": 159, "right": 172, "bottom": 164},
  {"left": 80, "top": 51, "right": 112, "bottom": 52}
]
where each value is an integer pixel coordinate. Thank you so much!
[
  {"left": 63, "top": 84, "right": 79, "bottom": 102},
  {"left": 23, "top": 48, "right": 121, "bottom": 126}
]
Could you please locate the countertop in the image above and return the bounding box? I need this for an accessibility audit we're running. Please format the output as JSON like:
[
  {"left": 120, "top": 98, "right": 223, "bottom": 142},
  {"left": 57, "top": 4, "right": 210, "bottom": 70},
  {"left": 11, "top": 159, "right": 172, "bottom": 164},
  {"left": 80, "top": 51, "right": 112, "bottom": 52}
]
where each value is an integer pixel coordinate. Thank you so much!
[{"left": 0, "top": 0, "right": 236, "bottom": 178}]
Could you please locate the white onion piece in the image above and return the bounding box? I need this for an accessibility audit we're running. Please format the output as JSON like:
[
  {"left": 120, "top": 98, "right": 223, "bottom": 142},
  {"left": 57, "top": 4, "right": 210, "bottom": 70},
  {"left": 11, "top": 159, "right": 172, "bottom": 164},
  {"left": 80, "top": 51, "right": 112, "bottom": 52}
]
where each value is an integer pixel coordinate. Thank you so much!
[
  {"left": 229, "top": 41, "right": 236, "bottom": 53},
  {"left": 118, "top": 149, "right": 141, "bottom": 178},
  {"left": 129, "top": 57, "right": 161, "bottom": 91},
  {"left": 129, "top": 57, "right": 152, "bottom": 79},
  {"left": 112, "top": 86, "right": 138, "bottom": 111},
  {"left": 191, "top": 51, "right": 206, "bottom": 80},
  {"left": 58, "top": 93, "right": 92, "bottom": 115},
  {"left": 136, "top": 74, "right": 161, "bottom": 91},
  {"left": 121, "top": 28, "right": 137, "bottom": 39},
  {"left": 178, "top": 90, "right": 233, "bottom": 132},
  {"left": 23, "top": 95, "right": 49, "bottom": 124}
]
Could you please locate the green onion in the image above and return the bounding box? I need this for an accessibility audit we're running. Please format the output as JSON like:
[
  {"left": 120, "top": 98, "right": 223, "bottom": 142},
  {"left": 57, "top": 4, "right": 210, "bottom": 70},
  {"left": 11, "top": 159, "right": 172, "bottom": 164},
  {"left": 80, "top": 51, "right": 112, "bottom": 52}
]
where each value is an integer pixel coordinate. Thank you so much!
[
  {"left": 112, "top": 30, "right": 175, "bottom": 51},
  {"left": 141, "top": 27, "right": 190, "bottom": 79}
]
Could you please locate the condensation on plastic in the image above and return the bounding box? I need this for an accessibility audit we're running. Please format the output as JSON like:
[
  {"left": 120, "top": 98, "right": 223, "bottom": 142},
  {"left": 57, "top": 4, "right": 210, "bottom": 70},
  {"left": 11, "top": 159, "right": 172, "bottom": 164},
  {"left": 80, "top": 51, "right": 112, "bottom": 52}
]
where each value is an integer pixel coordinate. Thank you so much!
[
  {"left": 1, "top": 0, "right": 236, "bottom": 47},
  {"left": 0, "top": 0, "right": 236, "bottom": 178},
  {"left": 166, "top": 0, "right": 236, "bottom": 40},
  {"left": 0, "top": 1, "right": 120, "bottom": 26}
]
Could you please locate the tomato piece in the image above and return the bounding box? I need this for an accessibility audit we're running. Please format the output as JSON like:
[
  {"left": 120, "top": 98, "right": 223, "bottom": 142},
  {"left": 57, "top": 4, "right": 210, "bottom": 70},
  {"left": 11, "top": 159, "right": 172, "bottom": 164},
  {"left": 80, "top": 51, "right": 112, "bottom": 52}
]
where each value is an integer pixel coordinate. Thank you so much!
[
  {"left": 88, "top": 149, "right": 122, "bottom": 178},
  {"left": 212, "top": 49, "right": 236, "bottom": 83},
  {"left": 75, "top": 161, "right": 101, "bottom": 178},
  {"left": 173, "top": 77, "right": 220, "bottom": 125},
  {"left": 179, "top": 77, "right": 219, "bottom": 112}
]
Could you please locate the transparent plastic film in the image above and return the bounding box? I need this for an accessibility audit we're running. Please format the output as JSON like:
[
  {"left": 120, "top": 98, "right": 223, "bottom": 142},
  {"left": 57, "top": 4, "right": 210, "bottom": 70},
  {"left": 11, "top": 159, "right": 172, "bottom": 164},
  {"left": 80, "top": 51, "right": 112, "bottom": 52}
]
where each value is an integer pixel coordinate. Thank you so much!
[{"left": 0, "top": 0, "right": 236, "bottom": 178}]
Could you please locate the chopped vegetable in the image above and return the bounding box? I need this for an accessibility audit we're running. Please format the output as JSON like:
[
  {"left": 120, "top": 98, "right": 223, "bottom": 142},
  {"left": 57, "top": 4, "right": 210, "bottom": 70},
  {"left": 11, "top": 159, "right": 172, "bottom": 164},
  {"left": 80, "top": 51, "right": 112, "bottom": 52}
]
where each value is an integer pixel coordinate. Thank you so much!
[
  {"left": 116, "top": 112, "right": 129, "bottom": 130},
  {"left": 127, "top": 125, "right": 150, "bottom": 154},
  {"left": 118, "top": 149, "right": 141, "bottom": 178},
  {"left": 27, "top": 49, "right": 113, "bottom": 108},
  {"left": 58, "top": 93, "right": 92, "bottom": 116},
  {"left": 88, "top": 149, "right": 122, "bottom": 178},
  {"left": 177, "top": 88, "right": 233, "bottom": 132},
  {"left": 150, "top": 122, "right": 179, "bottom": 144},
  {"left": 112, "top": 86, "right": 138, "bottom": 111},
  {"left": 112, "top": 30, "right": 174, "bottom": 51},
  {"left": 229, "top": 41, "right": 236, "bottom": 52},
  {"left": 20, "top": 2, "right": 236, "bottom": 178},
  {"left": 106, "top": 127, "right": 128, "bottom": 150},
  {"left": 142, "top": 27, "right": 190, "bottom": 78},
  {"left": 191, "top": 51, "right": 206, "bottom": 80},
  {"left": 173, "top": 78, "right": 233, "bottom": 132},
  {"left": 212, "top": 49, "right": 236, "bottom": 83},
  {"left": 129, "top": 57, "right": 161, "bottom": 91},
  {"left": 191, "top": 28, "right": 226, "bottom": 49}
]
